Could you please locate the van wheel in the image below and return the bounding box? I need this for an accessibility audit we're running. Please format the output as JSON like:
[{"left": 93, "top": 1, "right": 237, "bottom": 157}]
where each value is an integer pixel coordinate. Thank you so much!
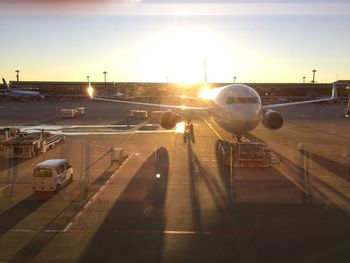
[
  {"left": 69, "top": 174, "right": 73, "bottom": 182},
  {"left": 55, "top": 184, "right": 61, "bottom": 193}
]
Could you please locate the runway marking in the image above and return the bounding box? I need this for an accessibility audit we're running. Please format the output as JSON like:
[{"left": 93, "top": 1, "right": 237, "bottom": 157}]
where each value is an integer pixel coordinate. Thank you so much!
[
  {"left": 0, "top": 184, "right": 11, "bottom": 191},
  {"left": 113, "top": 230, "right": 213, "bottom": 235},
  {"left": 58, "top": 154, "right": 133, "bottom": 232},
  {"left": 62, "top": 229, "right": 238, "bottom": 235},
  {"left": 204, "top": 120, "right": 223, "bottom": 140},
  {"left": 10, "top": 229, "right": 33, "bottom": 233},
  {"left": 44, "top": 229, "right": 66, "bottom": 233}
]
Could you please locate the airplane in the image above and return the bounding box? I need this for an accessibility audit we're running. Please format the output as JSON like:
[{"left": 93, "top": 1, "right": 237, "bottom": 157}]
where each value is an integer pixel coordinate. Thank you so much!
[
  {"left": 89, "top": 82, "right": 337, "bottom": 142},
  {"left": 1, "top": 78, "right": 44, "bottom": 101}
]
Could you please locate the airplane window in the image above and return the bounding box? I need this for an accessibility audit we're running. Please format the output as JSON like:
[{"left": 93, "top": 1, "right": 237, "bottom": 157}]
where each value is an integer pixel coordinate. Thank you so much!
[{"left": 226, "top": 97, "right": 259, "bottom": 104}]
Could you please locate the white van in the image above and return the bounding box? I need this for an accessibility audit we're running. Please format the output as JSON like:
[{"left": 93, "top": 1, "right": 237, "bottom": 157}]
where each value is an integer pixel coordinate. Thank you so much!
[{"left": 32, "top": 159, "right": 73, "bottom": 193}]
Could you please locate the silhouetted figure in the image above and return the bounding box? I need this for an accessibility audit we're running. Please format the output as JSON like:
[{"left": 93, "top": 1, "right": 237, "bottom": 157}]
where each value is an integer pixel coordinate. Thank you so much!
[{"left": 183, "top": 123, "right": 195, "bottom": 144}]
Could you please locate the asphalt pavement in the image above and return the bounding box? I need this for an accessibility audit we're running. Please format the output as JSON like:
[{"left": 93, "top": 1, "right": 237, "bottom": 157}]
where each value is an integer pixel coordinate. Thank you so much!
[{"left": 0, "top": 100, "right": 349, "bottom": 263}]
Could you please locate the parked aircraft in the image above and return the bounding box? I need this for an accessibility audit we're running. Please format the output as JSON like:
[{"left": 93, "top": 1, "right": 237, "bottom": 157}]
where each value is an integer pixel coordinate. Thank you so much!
[
  {"left": 90, "top": 83, "right": 337, "bottom": 141},
  {"left": 1, "top": 78, "right": 44, "bottom": 101}
]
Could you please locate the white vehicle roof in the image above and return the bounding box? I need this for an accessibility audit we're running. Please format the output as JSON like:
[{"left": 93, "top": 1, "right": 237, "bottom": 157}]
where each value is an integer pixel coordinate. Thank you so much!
[{"left": 36, "top": 159, "right": 68, "bottom": 168}]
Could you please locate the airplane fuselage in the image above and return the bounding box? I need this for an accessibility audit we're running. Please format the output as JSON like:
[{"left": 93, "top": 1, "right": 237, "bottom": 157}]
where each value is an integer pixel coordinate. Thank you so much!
[
  {"left": 1, "top": 78, "right": 44, "bottom": 100},
  {"left": 211, "top": 84, "right": 262, "bottom": 136},
  {"left": 0, "top": 89, "right": 43, "bottom": 100}
]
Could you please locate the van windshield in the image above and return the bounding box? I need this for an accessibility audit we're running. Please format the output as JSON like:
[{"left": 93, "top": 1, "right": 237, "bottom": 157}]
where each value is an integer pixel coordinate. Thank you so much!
[{"left": 33, "top": 168, "right": 53, "bottom": 177}]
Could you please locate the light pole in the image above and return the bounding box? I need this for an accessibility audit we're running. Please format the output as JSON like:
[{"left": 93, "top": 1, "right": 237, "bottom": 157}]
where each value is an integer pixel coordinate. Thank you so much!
[
  {"left": 103, "top": 71, "right": 108, "bottom": 89},
  {"left": 312, "top": 69, "right": 317, "bottom": 84},
  {"left": 233, "top": 76, "right": 237, "bottom": 84},
  {"left": 87, "top": 75, "right": 90, "bottom": 85},
  {"left": 15, "top": 69, "right": 20, "bottom": 82},
  {"left": 345, "top": 86, "right": 350, "bottom": 118},
  {"left": 302, "top": 76, "right": 306, "bottom": 84}
]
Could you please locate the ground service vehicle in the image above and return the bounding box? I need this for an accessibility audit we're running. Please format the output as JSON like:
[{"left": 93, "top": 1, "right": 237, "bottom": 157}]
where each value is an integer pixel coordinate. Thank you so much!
[
  {"left": 32, "top": 159, "right": 73, "bottom": 192},
  {"left": 128, "top": 109, "right": 148, "bottom": 119},
  {"left": 216, "top": 139, "right": 280, "bottom": 167}
]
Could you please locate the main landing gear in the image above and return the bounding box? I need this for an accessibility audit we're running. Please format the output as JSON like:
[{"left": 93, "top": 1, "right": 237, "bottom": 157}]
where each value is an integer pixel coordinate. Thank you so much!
[{"left": 183, "top": 122, "right": 195, "bottom": 144}]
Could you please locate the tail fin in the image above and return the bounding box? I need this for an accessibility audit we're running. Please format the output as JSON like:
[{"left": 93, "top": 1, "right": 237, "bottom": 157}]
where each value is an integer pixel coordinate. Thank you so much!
[
  {"left": 2, "top": 78, "right": 11, "bottom": 90},
  {"left": 331, "top": 82, "right": 338, "bottom": 100}
]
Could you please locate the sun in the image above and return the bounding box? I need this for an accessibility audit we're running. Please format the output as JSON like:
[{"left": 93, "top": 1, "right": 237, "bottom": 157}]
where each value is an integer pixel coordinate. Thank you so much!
[
  {"left": 133, "top": 23, "right": 244, "bottom": 83},
  {"left": 142, "top": 25, "right": 216, "bottom": 83}
]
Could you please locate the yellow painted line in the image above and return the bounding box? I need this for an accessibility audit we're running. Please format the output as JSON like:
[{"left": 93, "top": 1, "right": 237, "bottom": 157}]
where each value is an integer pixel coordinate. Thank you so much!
[{"left": 204, "top": 119, "right": 224, "bottom": 140}]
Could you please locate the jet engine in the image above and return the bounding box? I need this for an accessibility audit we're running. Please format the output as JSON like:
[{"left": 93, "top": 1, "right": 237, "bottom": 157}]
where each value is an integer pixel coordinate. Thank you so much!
[
  {"left": 159, "top": 111, "right": 182, "bottom": 129},
  {"left": 262, "top": 109, "right": 284, "bottom": 130}
]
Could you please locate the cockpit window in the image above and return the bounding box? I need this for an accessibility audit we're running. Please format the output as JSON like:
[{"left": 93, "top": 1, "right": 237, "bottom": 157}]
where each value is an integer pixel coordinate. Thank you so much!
[{"left": 226, "top": 97, "right": 259, "bottom": 104}]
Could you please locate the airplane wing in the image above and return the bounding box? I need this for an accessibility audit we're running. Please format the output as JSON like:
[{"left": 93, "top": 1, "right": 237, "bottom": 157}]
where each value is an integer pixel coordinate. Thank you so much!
[
  {"left": 93, "top": 96, "right": 211, "bottom": 121},
  {"left": 262, "top": 83, "right": 337, "bottom": 109},
  {"left": 93, "top": 96, "right": 210, "bottom": 112}
]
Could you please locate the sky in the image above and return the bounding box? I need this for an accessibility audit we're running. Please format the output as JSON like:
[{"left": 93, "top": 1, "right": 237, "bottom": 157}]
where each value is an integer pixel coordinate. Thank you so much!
[{"left": 0, "top": 0, "right": 349, "bottom": 83}]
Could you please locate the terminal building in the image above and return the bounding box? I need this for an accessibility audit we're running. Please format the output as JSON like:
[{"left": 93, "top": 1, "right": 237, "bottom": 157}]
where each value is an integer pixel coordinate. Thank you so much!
[{"left": 2, "top": 80, "right": 349, "bottom": 102}]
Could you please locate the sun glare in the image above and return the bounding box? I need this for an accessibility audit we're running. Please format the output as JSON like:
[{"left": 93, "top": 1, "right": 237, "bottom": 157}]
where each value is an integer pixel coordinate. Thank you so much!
[
  {"left": 198, "top": 85, "right": 220, "bottom": 100},
  {"left": 175, "top": 122, "right": 185, "bottom": 133},
  {"left": 146, "top": 26, "right": 218, "bottom": 83},
  {"left": 87, "top": 85, "right": 94, "bottom": 98},
  {"left": 130, "top": 23, "right": 244, "bottom": 83}
]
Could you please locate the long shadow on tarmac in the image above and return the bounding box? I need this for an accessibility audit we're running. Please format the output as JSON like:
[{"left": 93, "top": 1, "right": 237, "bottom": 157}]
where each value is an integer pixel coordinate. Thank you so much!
[
  {"left": 0, "top": 192, "right": 52, "bottom": 236},
  {"left": 177, "top": 138, "right": 350, "bottom": 262},
  {"left": 0, "top": 157, "right": 24, "bottom": 174},
  {"left": 187, "top": 142, "right": 232, "bottom": 233},
  {"left": 248, "top": 133, "right": 350, "bottom": 203},
  {"left": 9, "top": 149, "right": 118, "bottom": 262},
  {"left": 79, "top": 147, "right": 169, "bottom": 263},
  {"left": 307, "top": 151, "right": 350, "bottom": 182}
]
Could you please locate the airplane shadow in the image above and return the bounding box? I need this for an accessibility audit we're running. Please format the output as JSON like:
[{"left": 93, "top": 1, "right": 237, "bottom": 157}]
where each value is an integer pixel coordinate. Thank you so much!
[{"left": 79, "top": 147, "right": 169, "bottom": 263}]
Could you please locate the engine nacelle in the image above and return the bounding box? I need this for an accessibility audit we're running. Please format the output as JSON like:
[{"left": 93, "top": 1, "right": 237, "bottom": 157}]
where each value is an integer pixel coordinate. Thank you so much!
[
  {"left": 262, "top": 109, "right": 284, "bottom": 130},
  {"left": 159, "top": 111, "right": 181, "bottom": 130}
]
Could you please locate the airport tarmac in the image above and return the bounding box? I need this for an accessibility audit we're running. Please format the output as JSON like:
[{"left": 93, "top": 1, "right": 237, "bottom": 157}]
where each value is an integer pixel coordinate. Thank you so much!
[{"left": 0, "top": 100, "right": 350, "bottom": 262}]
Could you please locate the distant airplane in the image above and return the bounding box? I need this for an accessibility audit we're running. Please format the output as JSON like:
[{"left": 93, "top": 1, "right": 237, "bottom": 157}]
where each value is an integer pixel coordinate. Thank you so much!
[
  {"left": 91, "top": 83, "right": 337, "bottom": 142},
  {"left": 1, "top": 78, "right": 44, "bottom": 101}
]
